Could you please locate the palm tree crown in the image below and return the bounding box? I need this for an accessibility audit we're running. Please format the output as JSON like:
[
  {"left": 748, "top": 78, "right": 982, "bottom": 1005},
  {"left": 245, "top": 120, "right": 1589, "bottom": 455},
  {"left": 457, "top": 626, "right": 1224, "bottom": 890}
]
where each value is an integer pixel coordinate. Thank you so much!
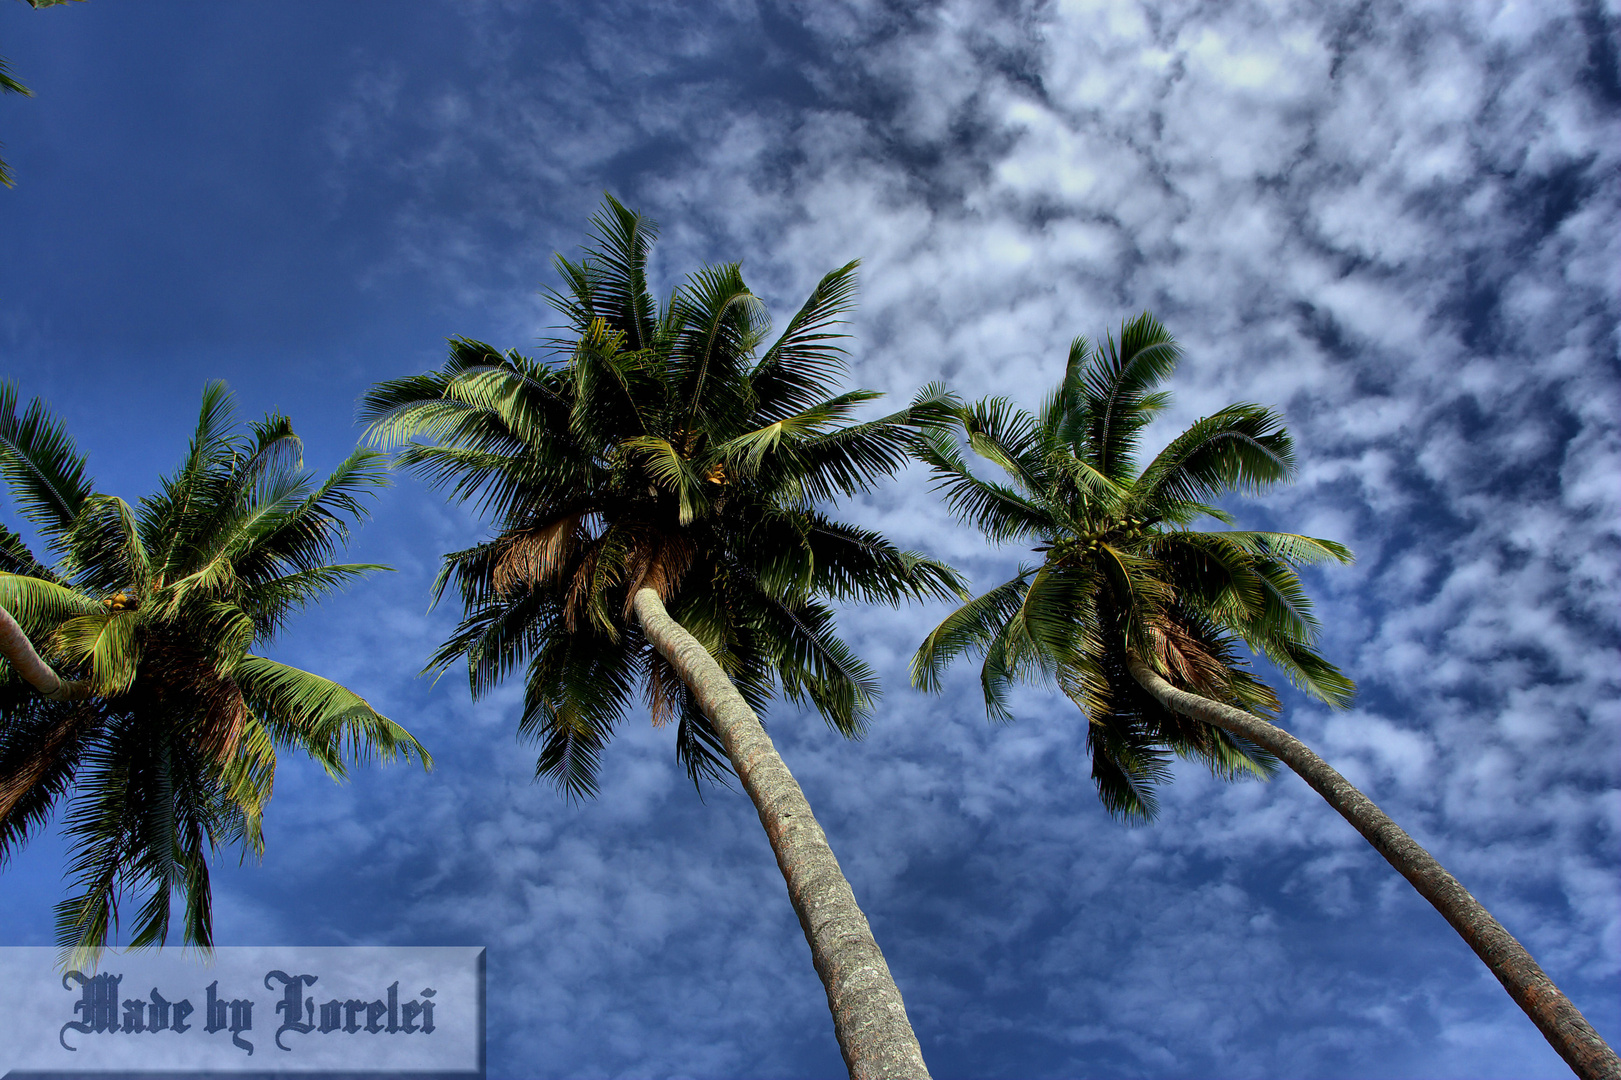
[
  {"left": 362, "top": 196, "right": 961, "bottom": 1076},
  {"left": 912, "top": 313, "right": 1354, "bottom": 819},
  {"left": 362, "top": 196, "right": 963, "bottom": 797},
  {"left": 907, "top": 315, "right": 1621, "bottom": 1079},
  {"left": 0, "top": 381, "right": 428, "bottom": 957}
]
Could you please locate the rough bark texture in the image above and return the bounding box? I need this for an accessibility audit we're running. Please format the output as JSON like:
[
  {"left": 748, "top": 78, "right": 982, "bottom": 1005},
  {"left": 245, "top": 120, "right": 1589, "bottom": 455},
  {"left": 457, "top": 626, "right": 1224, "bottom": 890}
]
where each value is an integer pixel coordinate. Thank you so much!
[
  {"left": 1127, "top": 656, "right": 1620, "bottom": 1080},
  {"left": 0, "top": 603, "right": 88, "bottom": 701},
  {"left": 633, "top": 588, "right": 931, "bottom": 1080}
]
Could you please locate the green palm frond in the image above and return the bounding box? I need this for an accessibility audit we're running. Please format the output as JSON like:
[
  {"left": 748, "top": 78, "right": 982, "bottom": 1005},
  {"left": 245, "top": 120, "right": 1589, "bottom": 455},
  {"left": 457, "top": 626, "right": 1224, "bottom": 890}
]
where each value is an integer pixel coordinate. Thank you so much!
[
  {"left": 0, "top": 697, "right": 100, "bottom": 862},
  {"left": 0, "top": 380, "right": 94, "bottom": 541},
  {"left": 236, "top": 447, "right": 389, "bottom": 579},
  {"left": 623, "top": 436, "right": 707, "bottom": 525},
  {"left": 1, "top": 54, "right": 32, "bottom": 97},
  {"left": 1079, "top": 312, "right": 1181, "bottom": 482},
  {"left": 67, "top": 495, "right": 150, "bottom": 594},
  {"left": 243, "top": 563, "right": 390, "bottom": 640},
  {"left": 912, "top": 572, "right": 1033, "bottom": 694},
  {"left": 719, "top": 390, "right": 881, "bottom": 475},
  {"left": 242, "top": 412, "right": 303, "bottom": 482},
  {"left": 911, "top": 313, "right": 1355, "bottom": 819},
  {"left": 778, "top": 406, "right": 926, "bottom": 504},
  {"left": 0, "top": 523, "right": 50, "bottom": 577},
  {"left": 977, "top": 565, "right": 1085, "bottom": 721},
  {"left": 575, "top": 193, "right": 660, "bottom": 351},
  {"left": 359, "top": 370, "right": 496, "bottom": 451},
  {"left": 672, "top": 262, "right": 769, "bottom": 434},
  {"left": 516, "top": 626, "right": 638, "bottom": 801},
  {"left": 755, "top": 593, "right": 880, "bottom": 737},
  {"left": 51, "top": 609, "right": 141, "bottom": 696},
  {"left": 1220, "top": 530, "right": 1354, "bottom": 566},
  {"left": 912, "top": 425, "right": 1054, "bottom": 544},
  {"left": 0, "top": 380, "right": 423, "bottom": 956},
  {"left": 1133, "top": 404, "right": 1294, "bottom": 513},
  {"left": 796, "top": 515, "right": 966, "bottom": 605},
  {"left": 750, "top": 261, "right": 861, "bottom": 419},
  {"left": 235, "top": 656, "right": 430, "bottom": 779},
  {"left": 960, "top": 396, "right": 1044, "bottom": 490},
  {"left": 368, "top": 195, "right": 962, "bottom": 798},
  {"left": 0, "top": 572, "right": 98, "bottom": 636}
]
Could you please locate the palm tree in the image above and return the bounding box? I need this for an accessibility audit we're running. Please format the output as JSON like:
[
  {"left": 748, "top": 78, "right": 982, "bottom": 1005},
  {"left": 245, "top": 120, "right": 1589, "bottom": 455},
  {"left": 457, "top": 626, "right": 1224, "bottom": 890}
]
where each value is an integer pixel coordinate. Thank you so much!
[
  {"left": 909, "top": 314, "right": 1620, "bottom": 1080},
  {"left": 361, "top": 196, "right": 962, "bottom": 1080},
  {"left": 0, "top": 380, "right": 429, "bottom": 960}
]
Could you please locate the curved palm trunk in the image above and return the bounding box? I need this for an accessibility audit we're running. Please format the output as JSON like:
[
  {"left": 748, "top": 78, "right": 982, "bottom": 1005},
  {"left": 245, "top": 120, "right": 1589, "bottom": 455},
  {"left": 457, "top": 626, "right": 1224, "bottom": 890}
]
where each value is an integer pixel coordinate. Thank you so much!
[
  {"left": 0, "top": 603, "right": 88, "bottom": 701},
  {"left": 633, "top": 588, "right": 930, "bottom": 1080},
  {"left": 0, "top": 603, "right": 93, "bottom": 828},
  {"left": 1127, "top": 656, "right": 1620, "bottom": 1080}
]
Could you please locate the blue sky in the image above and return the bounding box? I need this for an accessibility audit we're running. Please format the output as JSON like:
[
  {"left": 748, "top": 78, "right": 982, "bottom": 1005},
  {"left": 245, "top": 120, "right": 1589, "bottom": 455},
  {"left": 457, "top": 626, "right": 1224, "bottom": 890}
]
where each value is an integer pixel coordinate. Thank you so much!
[{"left": 1, "top": 1, "right": 1617, "bottom": 1077}]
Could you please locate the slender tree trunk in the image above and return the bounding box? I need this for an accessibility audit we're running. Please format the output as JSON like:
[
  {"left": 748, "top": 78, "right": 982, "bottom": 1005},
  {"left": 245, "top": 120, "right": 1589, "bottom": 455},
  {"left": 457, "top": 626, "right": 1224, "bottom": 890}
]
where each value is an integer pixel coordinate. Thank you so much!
[
  {"left": 633, "top": 588, "right": 930, "bottom": 1080},
  {"left": 1127, "top": 655, "right": 1620, "bottom": 1080},
  {"left": 0, "top": 603, "right": 88, "bottom": 701},
  {"left": 0, "top": 603, "right": 92, "bottom": 827},
  {"left": 0, "top": 603, "right": 93, "bottom": 829}
]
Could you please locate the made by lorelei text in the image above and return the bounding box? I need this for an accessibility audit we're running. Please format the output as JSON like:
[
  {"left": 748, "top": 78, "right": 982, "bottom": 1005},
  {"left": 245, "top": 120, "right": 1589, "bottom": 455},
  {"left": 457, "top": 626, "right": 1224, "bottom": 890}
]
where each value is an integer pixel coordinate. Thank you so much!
[{"left": 58, "top": 969, "right": 437, "bottom": 1055}]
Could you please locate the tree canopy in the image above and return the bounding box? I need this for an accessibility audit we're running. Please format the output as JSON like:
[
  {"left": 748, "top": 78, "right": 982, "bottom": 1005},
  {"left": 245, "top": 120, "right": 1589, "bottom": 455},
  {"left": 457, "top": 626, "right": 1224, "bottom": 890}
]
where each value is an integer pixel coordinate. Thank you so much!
[
  {"left": 911, "top": 313, "right": 1355, "bottom": 819},
  {"left": 0, "top": 380, "right": 428, "bottom": 958}
]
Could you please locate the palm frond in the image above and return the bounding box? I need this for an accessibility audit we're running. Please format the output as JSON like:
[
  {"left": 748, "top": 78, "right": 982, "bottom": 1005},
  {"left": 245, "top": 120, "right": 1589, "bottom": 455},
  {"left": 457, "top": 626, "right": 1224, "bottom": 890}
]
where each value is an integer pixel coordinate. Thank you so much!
[
  {"left": 960, "top": 396, "right": 1044, "bottom": 491},
  {"left": 0, "top": 523, "right": 50, "bottom": 578},
  {"left": 0, "top": 381, "right": 94, "bottom": 542},
  {"left": 750, "top": 260, "right": 859, "bottom": 419},
  {"left": 718, "top": 390, "right": 881, "bottom": 476},
  {"left": 672, "top": 262, "right": 769, "bottom": 436},
  {"left": 1133, "top": 404, "right": 1294, "bottom": 513},
  {"left": 51, "top": 610, "right": 141, "bottom": 697},
  {"left": 0, "top": 699, "right": 99, "bottom": 862},
  {"left": 623, "top": 436, "right": 706, "bottom": 525},
  {"left": 235, "top": 656, "right": 430, "bottom": 778},
  {"left": 67, "top": 495, "right": 150, "bottom": 594},
  {"left": 1, "top": 54, "right": 33, "bottom": 97},
  {"left": 1079, "top": 313, "right": 1181, "bottom": 482},
  {"left": 0, "top": 573, "right": 97, "bottom": 637},
  {"left": 911, "top": 572, "right": 1033, "bottom": 693},
  {"left": 516, "top": 628, "right": 638, "bottom": 801},
  {"left": 798, "top": 515, "right": 967, "bottom": 605},
  {"left": 912, "top": 426, "right": 1053, "bottom": 544},
  {"left": 913, "top": 311, "right": 1354, "bottom": 827},
  {"left": 776, "top": 406, "right": 924, "bottom": 503},
  {"left": 579, "top": 193, "right": 660, "bottom": 351}
]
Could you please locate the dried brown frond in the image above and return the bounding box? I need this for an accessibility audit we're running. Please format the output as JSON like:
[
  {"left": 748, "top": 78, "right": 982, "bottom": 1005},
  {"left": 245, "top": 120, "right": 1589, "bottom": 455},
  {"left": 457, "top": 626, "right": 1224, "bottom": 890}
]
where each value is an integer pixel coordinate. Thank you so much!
[
  {"left": 492, "top": 514, "right": 585, "bottom": 596},
  {"left": 0, "top": 701, "right": 96, "bottom": 827},
  {"left": 626, "top": 531, "right": 694, "bottom": 610},
  {"left": 1149, "top": 616, "right": 1232, "bottom": 702}
]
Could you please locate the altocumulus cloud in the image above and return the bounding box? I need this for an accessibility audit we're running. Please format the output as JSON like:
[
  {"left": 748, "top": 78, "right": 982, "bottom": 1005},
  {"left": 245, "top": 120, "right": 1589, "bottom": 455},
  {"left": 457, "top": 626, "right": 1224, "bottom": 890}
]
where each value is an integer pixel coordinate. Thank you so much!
[{"left": 1, "top": 1, "right": 1616, "bottom": 1077}]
